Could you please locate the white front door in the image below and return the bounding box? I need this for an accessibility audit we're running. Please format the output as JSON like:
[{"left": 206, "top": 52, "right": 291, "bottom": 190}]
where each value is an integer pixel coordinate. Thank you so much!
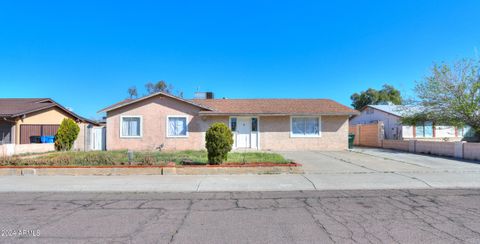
[{"left": 236, "top": 117, "right": 251, "bottom": 148}]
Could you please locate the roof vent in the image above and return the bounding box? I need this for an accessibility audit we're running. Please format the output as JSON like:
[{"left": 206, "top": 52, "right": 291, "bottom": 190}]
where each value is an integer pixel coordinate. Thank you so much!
[{"left": 194, "top": 92, "right": 214, "bottom": 99}]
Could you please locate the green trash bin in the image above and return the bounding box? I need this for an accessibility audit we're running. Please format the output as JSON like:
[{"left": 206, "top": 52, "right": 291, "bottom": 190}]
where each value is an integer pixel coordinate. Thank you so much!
[{"left": 348, "top": 134, "right": 355, "bottom": 149}]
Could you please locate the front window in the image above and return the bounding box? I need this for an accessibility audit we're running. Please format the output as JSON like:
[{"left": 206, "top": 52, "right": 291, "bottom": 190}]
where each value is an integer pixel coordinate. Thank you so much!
[
  {"left": 168, "top": 116, "right": 188, "bottom": 137},
  {"left": 291, "top": 117, "right": 320, "bottom": 137},
  {"left": 121, "top": 116, "right": 142, "bottom": 137},
  {"left": 461, "top": 125, "right": 475, "bottom": 138},
  {"left": 415, "top": 121, "right": 433, "bottom": 138}
]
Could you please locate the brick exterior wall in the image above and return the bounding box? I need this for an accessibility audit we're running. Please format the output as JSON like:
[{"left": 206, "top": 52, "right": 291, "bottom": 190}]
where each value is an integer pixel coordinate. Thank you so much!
[
  {"left": 259, "top": 115, "right": 349, "bottom": 151},
  {"left": 106, "top": 96, "right": 229, "bottom": 151},
  {"left": 106, "top": 95, "right": 349, "bottom": 151}
]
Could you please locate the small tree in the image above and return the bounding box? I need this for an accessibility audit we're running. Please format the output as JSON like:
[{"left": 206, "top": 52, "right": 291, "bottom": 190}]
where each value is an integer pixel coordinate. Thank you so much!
[
  {"left": 205, "top": 123, "right": 234, "bottom": 164},
  {"left": 55, "top": 118, "right": 80, "bottom": 151},
  {"left": 403, "top": 58, "right": 480, "bottom": 140}
]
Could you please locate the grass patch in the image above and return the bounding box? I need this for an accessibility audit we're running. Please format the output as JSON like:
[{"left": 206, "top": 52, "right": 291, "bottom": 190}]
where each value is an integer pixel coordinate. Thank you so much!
[{"left": 0, "top": 150, "right": 291, "bottom": 166}]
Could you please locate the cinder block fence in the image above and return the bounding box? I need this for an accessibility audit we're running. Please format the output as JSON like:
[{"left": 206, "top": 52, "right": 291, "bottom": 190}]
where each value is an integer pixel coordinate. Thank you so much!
[
  {"left": 0, "top": 144, "right": 55, "bottom": 157},
  {"left": 381, "top": 139, "right": 480, "bottom": 161}
]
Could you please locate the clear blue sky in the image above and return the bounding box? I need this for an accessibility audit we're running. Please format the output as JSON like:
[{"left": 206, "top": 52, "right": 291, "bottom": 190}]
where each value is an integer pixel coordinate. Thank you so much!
[{"left": 1, "top": 1, "right": 479, "bottom": 119}]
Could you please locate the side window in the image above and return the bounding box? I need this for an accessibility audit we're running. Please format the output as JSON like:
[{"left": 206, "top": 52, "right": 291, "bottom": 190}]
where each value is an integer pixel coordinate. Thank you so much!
[
  {"left": 251, "top": 118, "right": 258, "bottom": 132},
  {"left": 230, "top": 118, "right": 237, "bottom": 131}
]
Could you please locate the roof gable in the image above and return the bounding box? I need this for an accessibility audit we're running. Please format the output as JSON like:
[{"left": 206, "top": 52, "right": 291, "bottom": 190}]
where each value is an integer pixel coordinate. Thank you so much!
[
  {"left": 0, "top": 98, "right": 97, "bottom": 124},
  {"left": 98, "top": 92, "right": 213, "bottom": 113}
]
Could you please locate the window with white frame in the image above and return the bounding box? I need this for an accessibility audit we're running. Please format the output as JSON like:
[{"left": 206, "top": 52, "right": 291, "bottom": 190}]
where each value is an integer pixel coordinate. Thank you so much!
[
  {"left": 121, "top": 116, "right": 142, "bottom": 137},
  {"left": 167, "top": 116, "right": 188, "bottom": 137},
  {"left": 291, "top": 117, "right": 320, "bottom": 137}
]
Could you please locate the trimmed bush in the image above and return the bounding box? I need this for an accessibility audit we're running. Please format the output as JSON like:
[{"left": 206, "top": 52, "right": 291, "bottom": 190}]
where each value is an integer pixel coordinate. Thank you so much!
[
  {"left": 205, "top": 123, "right": 234, "bottom": 164},
  {"left": 55, "top": 118, "right": 80, "bottom": 151}
]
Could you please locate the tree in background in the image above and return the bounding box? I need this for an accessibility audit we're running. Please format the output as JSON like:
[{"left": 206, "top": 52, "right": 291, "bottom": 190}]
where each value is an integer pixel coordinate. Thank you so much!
[
  {"left": 177, "top": 91, "right": 184, "bottom": 98},
  {"left": 350, "top": 84, "right": 402, "bottom": 110},
  {"left": 127, "top": 86, "right": 138, "bottom": 99},
  {"left": 55, "top": 118, "right": 80, "bottom": 151},
  {"left": 127, "top": 80, "right": 183, "bottom": 98},
  {"left": 145, "top": 80, "right": 173, "bottom": 95},
  {"left": 402, "top": 58, "right": 480, "bottom": 139},
  {"left": 205, "top": 123, "right": 234, "bottom": 164}
]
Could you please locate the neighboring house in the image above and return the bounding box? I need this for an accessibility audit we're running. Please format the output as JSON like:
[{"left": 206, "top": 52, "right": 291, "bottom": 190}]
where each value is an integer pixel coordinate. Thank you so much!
[
  {"left": 350, "top": 104, "right": 473, "bottom": 140},
  {"left": 99, "top": 92, "right": 359, "bottom": 151},
  {"left": 0, "top": 98, "right": 103, "bottom": 151}
]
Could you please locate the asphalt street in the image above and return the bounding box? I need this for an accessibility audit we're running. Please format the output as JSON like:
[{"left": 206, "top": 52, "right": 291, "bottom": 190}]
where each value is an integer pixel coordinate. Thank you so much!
[{"left": 2, "top": 189, "right": 480, "bottom": 243}]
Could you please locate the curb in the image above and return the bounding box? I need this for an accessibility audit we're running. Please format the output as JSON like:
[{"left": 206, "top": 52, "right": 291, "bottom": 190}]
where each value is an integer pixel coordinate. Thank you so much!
[{"left": 0, "top": 162, "right": 303, "bottom": 176}]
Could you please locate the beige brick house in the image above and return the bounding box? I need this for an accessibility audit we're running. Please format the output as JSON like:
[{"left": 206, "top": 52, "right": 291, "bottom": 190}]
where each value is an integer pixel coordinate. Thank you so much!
[{"left": 99, "top": 92, "right": 359, "bottom": 151}]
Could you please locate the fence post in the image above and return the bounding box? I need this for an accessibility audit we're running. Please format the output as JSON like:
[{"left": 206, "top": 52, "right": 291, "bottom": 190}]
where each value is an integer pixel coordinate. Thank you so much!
[
  {"left": 378, "top": 121, "right": 384, "bottom": 148},
  {"left": 408, "top": 140, "right": 416, "bottom": 153},
  {"left": 454, "top": 141, "right": 465, "bottom": 159},
  {"left": 355, "top": 125, "right": 360, "bottom": 145}
]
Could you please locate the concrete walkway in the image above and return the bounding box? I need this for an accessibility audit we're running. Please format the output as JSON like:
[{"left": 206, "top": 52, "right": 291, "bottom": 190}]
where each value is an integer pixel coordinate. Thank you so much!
[
  {"left": 1, "top": 148, "right": 480, "bottom": 192},
  {"left": 1, "top": 171, "right": 480, "bottom": 192}
]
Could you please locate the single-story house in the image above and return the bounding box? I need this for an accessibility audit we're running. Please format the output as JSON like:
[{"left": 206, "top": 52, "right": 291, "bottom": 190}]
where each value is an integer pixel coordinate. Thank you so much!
[
  {"left": 350, "top": 104, "right": 474, "bottom": 140},
  {"left": 0, "top": 98, "right": 103, "bottom": 151},
  {"left": 99, "top": 92, "right": 359, "bottom": 151}
]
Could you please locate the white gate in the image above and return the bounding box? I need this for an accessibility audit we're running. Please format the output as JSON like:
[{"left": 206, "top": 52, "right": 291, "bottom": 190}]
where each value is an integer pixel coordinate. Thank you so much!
[{"left": 90, "top": 127, "right": 106, "bottom": 151}]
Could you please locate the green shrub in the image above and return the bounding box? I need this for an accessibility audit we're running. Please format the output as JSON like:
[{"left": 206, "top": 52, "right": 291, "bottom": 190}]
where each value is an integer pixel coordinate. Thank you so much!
[
  {"left": 82, "top": 153, "right": 115, "bottom": 166},
  {"left": 55, "top": 118, "right": 80, "bottom": 151},
  {"left": 205, "top": 123, "right": 233, "bottom": 164},
  {"left": 139, "top": 154, "right": 156, "bottom": 166},
  {"left": 0, "top": 156, "right": 21, "bottom": 166}
]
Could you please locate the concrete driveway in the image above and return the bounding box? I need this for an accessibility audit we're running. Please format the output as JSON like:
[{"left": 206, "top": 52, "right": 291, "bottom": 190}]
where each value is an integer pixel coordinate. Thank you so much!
[{"left": 278, "top": 148, "right": 480, "bottom": 189}]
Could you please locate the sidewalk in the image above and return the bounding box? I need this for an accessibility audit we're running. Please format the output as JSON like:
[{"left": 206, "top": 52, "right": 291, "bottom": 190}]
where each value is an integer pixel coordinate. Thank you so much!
[{"left": 1, "top": 171, "right": 480, "bottom": 192}]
